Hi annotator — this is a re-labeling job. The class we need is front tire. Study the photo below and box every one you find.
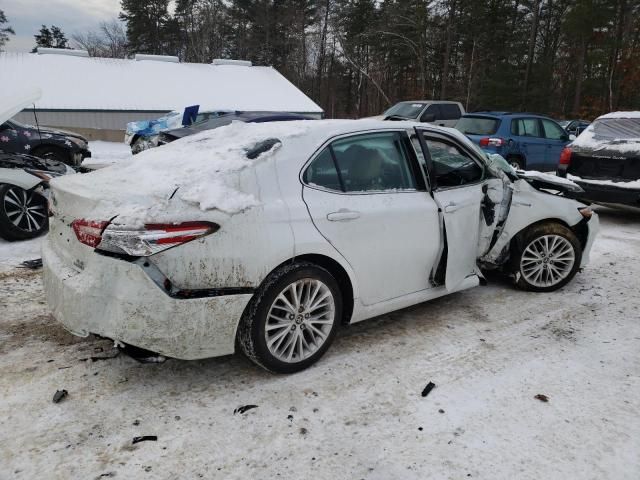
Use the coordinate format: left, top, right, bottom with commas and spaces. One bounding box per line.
237, 262, 342, 373
511, 223, 582, 292
0, 184, 49, 241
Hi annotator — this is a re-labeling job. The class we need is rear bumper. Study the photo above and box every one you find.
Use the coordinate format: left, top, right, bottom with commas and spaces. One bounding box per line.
42, 237, 252, 360
573, 181, 640, 207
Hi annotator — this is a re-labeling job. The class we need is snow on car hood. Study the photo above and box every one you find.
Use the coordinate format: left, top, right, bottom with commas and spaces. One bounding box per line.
52, 121, 315, 225
0, 87, 41, 125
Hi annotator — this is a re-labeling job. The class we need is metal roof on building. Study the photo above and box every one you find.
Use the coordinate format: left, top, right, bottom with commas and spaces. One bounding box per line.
0, 52, 323, 115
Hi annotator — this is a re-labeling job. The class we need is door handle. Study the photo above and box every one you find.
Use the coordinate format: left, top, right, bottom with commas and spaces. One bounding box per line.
444, 202, 461, 213
327, 209, 361, 221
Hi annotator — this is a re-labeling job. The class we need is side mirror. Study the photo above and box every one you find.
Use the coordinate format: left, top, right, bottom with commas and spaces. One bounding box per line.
569, 134, 577, 141
421, 113, 435, 123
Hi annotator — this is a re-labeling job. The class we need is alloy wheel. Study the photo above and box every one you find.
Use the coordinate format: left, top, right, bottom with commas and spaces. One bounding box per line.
520, 234, 576, 288
265, 278, 336, 363
3, 187, 47, 233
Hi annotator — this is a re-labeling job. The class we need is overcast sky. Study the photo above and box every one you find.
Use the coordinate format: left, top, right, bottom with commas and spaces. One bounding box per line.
1, 0, 122, 52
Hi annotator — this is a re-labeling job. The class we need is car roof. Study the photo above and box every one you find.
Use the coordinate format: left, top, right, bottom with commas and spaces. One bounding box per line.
464, 111, 553, 119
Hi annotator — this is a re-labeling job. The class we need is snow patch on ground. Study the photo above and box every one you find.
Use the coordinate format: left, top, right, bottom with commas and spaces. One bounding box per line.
0, 237, 42, 272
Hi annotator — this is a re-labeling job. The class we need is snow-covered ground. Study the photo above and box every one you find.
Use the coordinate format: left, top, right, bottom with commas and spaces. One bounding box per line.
1, 206, 639, 479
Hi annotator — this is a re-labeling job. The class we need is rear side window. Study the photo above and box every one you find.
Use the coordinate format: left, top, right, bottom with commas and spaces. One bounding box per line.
302, 148, 341, 191
421, 104, 441, 121
541, 119, 566, 140
332, 132, 417, 192
440, 104, 461, 120
512, 118, 541, 137
456, 116, 500, 135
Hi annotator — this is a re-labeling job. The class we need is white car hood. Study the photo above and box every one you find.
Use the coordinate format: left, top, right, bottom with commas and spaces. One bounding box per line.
0, 87, 42, 125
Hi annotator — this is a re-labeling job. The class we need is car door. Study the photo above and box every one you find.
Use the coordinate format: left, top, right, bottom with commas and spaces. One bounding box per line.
439, 104, 462, 128
541, 118, 569, 170
414, 128, 498, 291
511, 117, 547, 170
302, 130, 441, 306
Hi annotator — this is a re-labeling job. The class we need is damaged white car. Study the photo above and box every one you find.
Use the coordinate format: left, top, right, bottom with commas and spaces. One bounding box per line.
43, 120, 598, 372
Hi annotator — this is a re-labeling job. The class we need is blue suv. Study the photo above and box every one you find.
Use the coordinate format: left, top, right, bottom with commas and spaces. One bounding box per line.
455, 112, 571, 171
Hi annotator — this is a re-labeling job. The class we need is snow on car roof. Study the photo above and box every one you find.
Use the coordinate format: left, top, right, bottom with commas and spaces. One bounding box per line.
598, 111, 640, 119
52, 120, 403, 223
0, 53, 323, 114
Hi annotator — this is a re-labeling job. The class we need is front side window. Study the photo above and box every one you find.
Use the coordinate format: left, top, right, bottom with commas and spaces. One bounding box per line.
542, 119, 567, 140
426, 138, 483, 188
421, 104, 441, 122
511, 118, 542, 137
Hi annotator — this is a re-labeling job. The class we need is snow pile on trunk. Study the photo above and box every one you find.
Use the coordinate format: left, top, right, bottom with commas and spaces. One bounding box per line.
53, 121, 313, 221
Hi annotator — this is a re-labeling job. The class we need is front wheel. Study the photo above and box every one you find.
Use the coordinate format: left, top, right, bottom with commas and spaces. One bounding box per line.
0, 184, 49, 241
511, 223, 582, 292
237, 262, 342, 373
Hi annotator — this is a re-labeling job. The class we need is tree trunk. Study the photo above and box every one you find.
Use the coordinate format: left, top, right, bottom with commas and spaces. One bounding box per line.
522, 0, 541, 109
572, 35, 587, 116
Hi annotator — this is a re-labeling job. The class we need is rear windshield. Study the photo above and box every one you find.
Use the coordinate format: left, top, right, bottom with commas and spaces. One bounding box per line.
455, 116, 500, 136
383, 102, 425, 119
591, 118, 640, 141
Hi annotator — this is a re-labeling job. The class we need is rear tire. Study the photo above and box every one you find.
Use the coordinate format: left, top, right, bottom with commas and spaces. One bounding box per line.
237, 262, 342, 373
507, 156, 525, 170
511, 222, 582, 292
0, 184, 49, 241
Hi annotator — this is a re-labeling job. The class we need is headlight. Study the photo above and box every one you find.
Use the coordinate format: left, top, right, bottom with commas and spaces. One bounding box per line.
68, 137, 87, 149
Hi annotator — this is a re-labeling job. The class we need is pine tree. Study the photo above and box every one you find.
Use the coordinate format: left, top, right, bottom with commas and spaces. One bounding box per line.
32, 25, 69, 52
0, 9, 15, 52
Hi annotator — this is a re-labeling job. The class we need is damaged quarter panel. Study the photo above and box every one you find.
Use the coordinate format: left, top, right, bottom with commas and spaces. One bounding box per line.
151, 158, 295, 290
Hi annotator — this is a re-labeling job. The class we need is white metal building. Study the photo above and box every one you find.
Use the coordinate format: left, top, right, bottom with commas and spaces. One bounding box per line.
0, 50, 324, 141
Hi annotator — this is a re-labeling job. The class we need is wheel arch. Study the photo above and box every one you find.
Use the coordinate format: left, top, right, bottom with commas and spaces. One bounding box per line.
509, 217, 585, 257
505, 152, 526, 168
269, 253, 355, 326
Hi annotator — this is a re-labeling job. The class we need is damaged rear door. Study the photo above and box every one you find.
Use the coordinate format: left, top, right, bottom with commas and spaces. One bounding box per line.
414, 128, 506, 290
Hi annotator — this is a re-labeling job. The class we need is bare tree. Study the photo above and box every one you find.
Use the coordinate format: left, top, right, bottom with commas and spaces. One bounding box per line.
72, 20, 127, 58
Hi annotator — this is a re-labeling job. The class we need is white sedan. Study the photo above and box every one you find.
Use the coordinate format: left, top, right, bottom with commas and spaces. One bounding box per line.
43, 120, 598, 372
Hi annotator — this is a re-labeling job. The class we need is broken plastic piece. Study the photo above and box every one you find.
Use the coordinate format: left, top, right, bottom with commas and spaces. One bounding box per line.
534, 394, 549, 403
234, 405, 258, 415
52, 389, 68, 403
132, 436, 157, 444
19, 258, 43, 269
421, 382, 436, 397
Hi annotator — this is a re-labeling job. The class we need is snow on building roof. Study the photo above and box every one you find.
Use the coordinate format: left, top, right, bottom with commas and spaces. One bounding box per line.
0, 52, 323, 114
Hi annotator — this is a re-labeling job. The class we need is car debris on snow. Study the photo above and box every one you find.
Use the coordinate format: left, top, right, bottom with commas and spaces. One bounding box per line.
233, 405, 258, 415
421, 382, 436, 398
132, 436, 157, 444
535, 394, 550, 403
18, 258, 43, 269
52, 389, 68, 403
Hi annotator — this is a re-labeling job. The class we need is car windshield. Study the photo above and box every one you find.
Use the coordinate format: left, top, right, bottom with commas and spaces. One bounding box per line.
383, 102, 425, 119
455, 116, 500, 135
591, 118, 640, 142
191, 116, 235, 131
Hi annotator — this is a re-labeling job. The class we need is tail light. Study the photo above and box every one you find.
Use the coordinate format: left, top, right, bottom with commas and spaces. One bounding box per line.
479, 137, 505, 147
71, 219, 110, 248
72, 220, 218, 256
559, 147, 572, 166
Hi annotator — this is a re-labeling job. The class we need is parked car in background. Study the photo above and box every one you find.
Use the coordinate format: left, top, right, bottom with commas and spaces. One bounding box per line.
558, 119, 591, 137
557, 112, 640, 207
372, 100, 465, 127
0, 118, 90, 168
43, 119, 597, 373
456, 112, 572, 171
125, 108, 231, 154
158, 112, 314, 145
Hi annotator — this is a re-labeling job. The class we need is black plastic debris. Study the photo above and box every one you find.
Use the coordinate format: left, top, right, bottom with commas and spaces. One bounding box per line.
534, 394, 549, 403
52, 389, 68, 403
132, 436, 157, 444
234, 405, 258, 415
421, 382, 436, 398
19, 258, 43, 269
